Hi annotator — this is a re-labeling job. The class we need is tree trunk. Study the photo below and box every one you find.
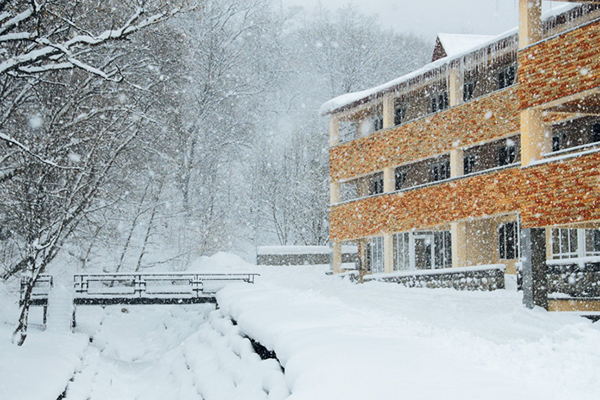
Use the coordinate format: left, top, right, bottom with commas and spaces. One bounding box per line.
12, 259, 36, 346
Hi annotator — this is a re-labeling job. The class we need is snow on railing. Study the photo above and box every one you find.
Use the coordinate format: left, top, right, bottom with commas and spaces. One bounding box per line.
19, 273, 53, 305
73, 272, 258, 301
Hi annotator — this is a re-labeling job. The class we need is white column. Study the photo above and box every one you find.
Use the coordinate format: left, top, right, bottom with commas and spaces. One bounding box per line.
519, 0, 542, 49
383, 166, 395, 193
332, 242, 342, 274
384, 233, 394, 273
450, 148, 464, 178
330, 115, 340, 146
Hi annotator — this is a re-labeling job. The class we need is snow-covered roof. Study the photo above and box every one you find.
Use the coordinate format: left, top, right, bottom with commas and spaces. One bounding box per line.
320, 3, 581, 116
436, 33, 495, 58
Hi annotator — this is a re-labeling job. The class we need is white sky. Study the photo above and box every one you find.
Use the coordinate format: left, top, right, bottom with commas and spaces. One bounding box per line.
279, 1, 573, 40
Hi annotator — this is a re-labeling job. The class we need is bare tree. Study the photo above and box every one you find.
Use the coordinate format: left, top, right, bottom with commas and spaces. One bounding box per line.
0, 0, 195, 346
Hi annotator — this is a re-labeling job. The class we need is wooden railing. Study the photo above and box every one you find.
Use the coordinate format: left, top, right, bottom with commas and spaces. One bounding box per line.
71, 272, 258, 327
19, 274, 53, 306
73, 272, 258, 305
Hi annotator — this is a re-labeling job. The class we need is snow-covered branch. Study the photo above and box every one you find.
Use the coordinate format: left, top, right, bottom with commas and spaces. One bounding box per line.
0, 132, 81, 170
0, 2, 190, 78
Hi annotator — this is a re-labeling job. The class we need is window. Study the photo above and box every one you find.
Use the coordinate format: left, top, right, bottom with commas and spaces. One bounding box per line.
498, 142, 516, 166
394, 103, 407, 126
592, 123, 600, 144
552, 228, 600, 259
433, 231, 452, 269
368, 237, 385, 273
498, 64, 516, 89
552, 131, 566, 152
395, 168, 407, 191
373, 115, 384, 132
552, 228, 579, 259
585, 229, 600, 256
463, 79, 477, 102
393, 232, 410, 271
339, 121, 356, 143
430, 91, 449, 113
369, 173, 384, 195
464, 154, 477, 175
498, 221, 520, 260
430, 159, 450, 182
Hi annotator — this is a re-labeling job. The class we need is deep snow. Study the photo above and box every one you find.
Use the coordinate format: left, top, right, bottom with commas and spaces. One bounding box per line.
2, 252, 600, 400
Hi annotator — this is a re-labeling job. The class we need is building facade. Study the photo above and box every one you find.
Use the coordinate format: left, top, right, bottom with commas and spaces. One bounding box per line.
324, 1, 600, 312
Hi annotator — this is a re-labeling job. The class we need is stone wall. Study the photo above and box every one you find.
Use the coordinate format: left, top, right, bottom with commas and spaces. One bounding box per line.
519, 18, 600, 110
547, 261, 600, 298
365, 265, 505, 291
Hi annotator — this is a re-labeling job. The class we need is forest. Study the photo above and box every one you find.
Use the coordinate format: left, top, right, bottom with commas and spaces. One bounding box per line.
1, 1, 430, 341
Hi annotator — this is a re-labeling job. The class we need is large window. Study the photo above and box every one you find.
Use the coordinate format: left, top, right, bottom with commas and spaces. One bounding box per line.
368, 237, 385, 273
392, 231, 451, 271
552, 228, 600, 259
498, 64, 516, 89
498, 221, 520, 260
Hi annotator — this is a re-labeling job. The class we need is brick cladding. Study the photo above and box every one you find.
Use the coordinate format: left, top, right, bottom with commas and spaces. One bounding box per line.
520, 151, 600, 228
330, 151, 600, 241
330, 88, 519, 182
330, 168, 523, 241
519, 19, 600, 110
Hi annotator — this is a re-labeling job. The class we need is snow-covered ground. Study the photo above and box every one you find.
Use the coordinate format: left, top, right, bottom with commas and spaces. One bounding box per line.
2, 252, 600, 400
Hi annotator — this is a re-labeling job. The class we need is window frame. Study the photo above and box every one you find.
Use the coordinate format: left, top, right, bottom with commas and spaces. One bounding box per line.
430, 159, 450, 182
430, 91, 449, 113
498, 64, 517, 90
498, 220, 520, 260
463, 79, 477, 102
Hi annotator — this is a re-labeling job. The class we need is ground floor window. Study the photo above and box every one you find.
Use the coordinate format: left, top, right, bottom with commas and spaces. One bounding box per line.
392, 231, 451, 271
368, 236, 384, 273
552, 228, 600, 259
393, 232, 410, 271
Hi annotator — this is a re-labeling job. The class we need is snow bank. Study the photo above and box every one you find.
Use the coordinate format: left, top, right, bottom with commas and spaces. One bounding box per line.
217, 271, 600, 400
0, 327, 88, 400
188, 251, 257, 273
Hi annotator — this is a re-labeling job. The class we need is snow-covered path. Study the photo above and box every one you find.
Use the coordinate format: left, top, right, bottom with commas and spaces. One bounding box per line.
2, 252, 600, 400
205, 255, 600, 400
